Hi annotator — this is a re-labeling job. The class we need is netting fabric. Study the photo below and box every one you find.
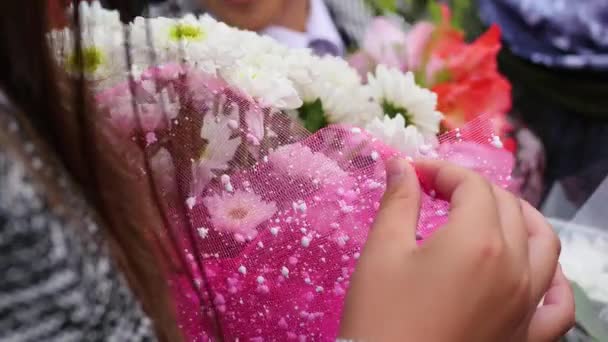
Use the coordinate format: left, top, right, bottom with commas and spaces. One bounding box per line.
50, 5, 514, 340
94, 64, 513, 341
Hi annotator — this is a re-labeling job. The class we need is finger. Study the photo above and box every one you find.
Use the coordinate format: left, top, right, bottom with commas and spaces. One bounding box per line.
527, 265, 575, 342
522, 200, 561, 301
415, 160, 500, 241
369, 158, 421, 250
492, 186, 528, 265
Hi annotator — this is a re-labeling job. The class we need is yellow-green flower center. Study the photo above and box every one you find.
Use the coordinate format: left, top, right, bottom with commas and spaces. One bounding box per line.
66, 47, 105, 74
169, 24, 205, 41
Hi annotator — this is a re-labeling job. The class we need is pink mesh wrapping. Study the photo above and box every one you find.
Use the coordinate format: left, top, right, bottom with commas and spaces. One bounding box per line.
96, 64, 514, 341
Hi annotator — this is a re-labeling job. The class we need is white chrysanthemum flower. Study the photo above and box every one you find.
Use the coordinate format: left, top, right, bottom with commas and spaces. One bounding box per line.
365, 115, 436, 157
194, 17, 247, 72
367, 65, 443, 137
224, 65, 302, 110
49, 3, 126, 88
51, 26, 127, 88
190, 98, 242, 196
216, 32, 302, 109
71, 0, 122, 29
558, 228, 608, 303
283, 48, 316, 90
296, 56, 381, 126
130, 15, 206, 66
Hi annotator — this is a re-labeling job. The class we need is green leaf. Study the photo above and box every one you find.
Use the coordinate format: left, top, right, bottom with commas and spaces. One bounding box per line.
298, 99, 328, 132
382, 100, 414, 126
430, 69, 452, 86
451, 0, 471, 31
427, 0, 443, 24
365, 0, 398, 14
571, 281, 608, 342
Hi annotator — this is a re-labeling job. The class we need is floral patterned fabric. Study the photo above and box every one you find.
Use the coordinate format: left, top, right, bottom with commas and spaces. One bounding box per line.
478, 0, 608, 70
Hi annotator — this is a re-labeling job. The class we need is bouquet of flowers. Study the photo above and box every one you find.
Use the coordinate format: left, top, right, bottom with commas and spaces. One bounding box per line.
49, 2, 514, 340
350, 2, 514, 151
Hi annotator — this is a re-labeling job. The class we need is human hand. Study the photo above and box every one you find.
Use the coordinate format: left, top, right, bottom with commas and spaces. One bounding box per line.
340, 159, 574, 342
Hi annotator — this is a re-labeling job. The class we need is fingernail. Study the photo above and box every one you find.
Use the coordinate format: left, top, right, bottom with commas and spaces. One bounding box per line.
386, 158, 407, 188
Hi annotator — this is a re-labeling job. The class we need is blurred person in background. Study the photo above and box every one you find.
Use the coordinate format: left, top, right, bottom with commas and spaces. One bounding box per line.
148, 0, 373, 56
478, 0, 608, 210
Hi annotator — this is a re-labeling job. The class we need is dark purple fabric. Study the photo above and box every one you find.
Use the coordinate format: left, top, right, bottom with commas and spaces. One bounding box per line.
308, 38, 341, 57
478, 0, 608, 70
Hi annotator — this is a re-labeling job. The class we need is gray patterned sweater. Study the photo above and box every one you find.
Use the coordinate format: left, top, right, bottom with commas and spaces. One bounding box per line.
0, 99, 155, 341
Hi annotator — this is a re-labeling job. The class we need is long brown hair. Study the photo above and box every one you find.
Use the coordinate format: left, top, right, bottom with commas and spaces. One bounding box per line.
0, 1, 180, 340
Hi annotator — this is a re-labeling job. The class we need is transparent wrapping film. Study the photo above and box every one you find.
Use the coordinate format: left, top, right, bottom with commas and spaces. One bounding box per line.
94, 65, 512, 341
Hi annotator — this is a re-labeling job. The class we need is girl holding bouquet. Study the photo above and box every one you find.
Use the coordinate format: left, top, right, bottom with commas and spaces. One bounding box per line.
0, 0, 573, 341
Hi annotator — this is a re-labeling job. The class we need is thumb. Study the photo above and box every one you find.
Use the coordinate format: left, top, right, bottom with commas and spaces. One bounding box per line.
368, 158, 422, 250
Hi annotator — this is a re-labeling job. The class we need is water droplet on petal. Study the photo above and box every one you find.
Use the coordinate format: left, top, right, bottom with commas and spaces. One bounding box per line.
238, 265, 247, 275
186, 197, 196, 209
492, 135, 503, 149
197, 227, 209, 239
301, 236, 312, 248
227, 119, 239, 130
281, 266, 290, 278
435, 209, 447, 216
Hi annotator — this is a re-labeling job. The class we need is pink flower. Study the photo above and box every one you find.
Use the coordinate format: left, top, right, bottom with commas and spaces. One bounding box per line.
267, 143, 350, 187
405, 22, 435, 70
352, 17, 434, 75
362, 17, 408, 71
203, 190, 277, 241
348, 51, 376, 81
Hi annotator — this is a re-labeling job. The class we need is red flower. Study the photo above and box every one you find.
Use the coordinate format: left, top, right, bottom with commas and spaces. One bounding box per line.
427, 5, 466, 59
422, 5, 512, 142
444, 25, 502, 82
433, 74, 511, 130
